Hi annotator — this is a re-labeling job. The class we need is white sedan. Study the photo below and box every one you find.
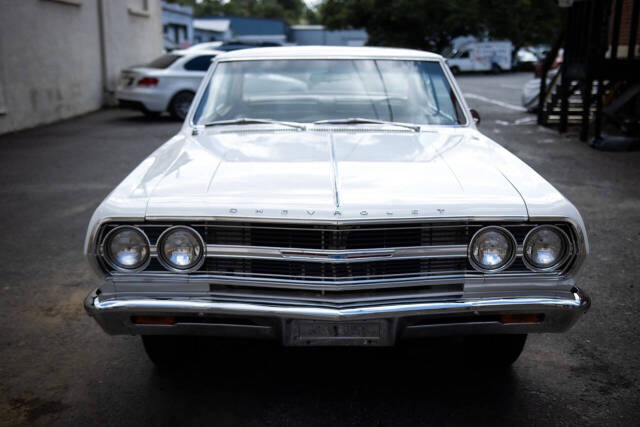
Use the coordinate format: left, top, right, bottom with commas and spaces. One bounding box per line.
116, 48, 222, 120
85, 46, 590, 367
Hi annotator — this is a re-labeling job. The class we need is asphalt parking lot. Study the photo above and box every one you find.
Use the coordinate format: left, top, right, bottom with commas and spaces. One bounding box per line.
1, 72, 639, 426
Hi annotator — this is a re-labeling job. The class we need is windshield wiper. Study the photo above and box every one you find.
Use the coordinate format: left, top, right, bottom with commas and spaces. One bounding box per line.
201, 118, 306, 130
312, 118, 420, 132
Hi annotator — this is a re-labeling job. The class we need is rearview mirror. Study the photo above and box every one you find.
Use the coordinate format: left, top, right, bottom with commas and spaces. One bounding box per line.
470, 109, 481, 125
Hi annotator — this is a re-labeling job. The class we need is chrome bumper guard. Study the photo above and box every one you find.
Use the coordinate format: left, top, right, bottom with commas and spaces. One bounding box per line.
84, 287, 590, 343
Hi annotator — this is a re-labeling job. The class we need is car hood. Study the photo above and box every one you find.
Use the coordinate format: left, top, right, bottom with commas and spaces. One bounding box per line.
125, 127, 530, 221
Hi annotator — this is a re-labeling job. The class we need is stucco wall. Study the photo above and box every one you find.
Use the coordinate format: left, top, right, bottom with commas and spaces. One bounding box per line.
101, 0, 164, 101
0, 0, 163, 134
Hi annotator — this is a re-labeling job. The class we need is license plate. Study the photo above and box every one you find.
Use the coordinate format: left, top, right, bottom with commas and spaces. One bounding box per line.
285, 319, 392, 346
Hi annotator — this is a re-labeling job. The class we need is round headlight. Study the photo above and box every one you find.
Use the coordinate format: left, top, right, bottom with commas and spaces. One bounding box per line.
469, 226, 516, 272
523, 225, 569, 271
103, 226, 150, 271
157, 226, 205, 272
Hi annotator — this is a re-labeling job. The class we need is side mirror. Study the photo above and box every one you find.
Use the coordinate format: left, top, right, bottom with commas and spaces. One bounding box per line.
470, 109, 481, 125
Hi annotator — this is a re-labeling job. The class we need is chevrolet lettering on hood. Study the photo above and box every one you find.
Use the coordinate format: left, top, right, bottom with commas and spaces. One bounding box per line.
83, 46, 590, 367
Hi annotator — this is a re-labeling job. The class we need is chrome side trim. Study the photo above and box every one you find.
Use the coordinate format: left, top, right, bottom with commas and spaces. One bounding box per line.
142, 215, 529, 225
200, 244, 468, 263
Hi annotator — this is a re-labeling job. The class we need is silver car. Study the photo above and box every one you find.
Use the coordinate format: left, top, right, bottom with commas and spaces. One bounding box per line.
116, 49, 222, 120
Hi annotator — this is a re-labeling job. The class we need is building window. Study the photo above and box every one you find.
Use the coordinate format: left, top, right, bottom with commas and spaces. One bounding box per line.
128, 0, 150, 17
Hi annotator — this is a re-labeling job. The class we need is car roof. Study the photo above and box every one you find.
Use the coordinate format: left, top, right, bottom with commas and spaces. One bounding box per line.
171, 48, 224, 56
216, 46, 443, 61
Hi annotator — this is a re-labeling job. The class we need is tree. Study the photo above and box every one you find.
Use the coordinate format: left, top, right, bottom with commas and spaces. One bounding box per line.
165, 0, 312, 24
480, 0, 562, 52
319, 0, 562, 53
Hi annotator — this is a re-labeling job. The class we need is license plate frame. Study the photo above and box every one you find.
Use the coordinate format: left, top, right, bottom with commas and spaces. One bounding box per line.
284, 319, 393, 346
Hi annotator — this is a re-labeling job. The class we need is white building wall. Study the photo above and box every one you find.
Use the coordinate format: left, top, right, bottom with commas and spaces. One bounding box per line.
0, 0, 163, 134
101, 0, 164, 102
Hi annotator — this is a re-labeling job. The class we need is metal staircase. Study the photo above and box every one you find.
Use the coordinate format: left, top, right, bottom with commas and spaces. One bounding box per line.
537, 0, 639, 148
539, 74, 598, 126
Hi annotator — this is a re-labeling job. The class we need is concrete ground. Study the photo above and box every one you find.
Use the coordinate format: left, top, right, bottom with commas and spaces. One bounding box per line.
0, 72, 638, 426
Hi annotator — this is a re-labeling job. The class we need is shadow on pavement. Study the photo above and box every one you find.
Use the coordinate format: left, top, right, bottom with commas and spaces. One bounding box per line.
137, 338, 524, 425
108, 111, 180, 124
147, 337, 519, 392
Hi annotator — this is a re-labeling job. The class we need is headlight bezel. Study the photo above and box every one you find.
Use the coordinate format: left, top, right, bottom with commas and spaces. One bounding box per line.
102, 225, 151, 273
522, 224, 572, 272
468, 226, 517, 273
156, 225, 206, 273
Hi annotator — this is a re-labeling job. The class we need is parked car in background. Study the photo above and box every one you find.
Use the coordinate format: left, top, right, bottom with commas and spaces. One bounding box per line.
116, 48, 222, 120
180, 41, 223, 52
531, 44, 551, 61
514, 47, 539, 70
446, 41, 513, 73
86, 46, 590, 367
535, 48, 564, 78
215, 40, 286, 51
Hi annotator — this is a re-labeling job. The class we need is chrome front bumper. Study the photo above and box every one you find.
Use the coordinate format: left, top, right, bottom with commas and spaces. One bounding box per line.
84, 287, 590, 344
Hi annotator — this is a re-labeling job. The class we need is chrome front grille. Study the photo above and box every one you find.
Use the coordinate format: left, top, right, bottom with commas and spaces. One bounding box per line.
200, 222, 474, 249
201, 257, 470, 282
206, 282, 465, 309
99, 221, 575, 287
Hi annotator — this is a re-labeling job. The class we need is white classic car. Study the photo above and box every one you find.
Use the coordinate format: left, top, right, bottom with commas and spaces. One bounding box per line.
85, 46, 590, 367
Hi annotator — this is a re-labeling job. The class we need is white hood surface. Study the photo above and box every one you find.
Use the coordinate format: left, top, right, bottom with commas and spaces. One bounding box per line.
92, 126, 579, 223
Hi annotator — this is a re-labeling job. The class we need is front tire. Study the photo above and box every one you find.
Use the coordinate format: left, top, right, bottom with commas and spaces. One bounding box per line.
168, 91, 195, 121
463, 334, 527, 367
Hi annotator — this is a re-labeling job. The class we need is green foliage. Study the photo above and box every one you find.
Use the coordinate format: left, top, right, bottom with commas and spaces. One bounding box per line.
165, 0, 311, 24
480, 0, 563, 51
319, 0, 562, 52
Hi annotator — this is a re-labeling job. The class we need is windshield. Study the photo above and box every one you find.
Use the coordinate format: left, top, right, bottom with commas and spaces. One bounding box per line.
193, 59, 467, 126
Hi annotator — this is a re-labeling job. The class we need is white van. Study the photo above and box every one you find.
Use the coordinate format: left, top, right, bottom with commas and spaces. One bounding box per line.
446, 41, 513, 73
